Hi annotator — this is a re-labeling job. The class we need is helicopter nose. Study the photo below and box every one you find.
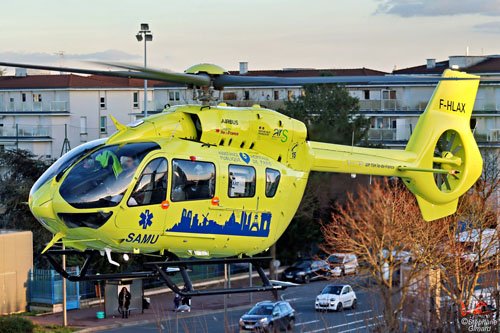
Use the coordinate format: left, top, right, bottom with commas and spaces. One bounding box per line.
30, 190, 56, 222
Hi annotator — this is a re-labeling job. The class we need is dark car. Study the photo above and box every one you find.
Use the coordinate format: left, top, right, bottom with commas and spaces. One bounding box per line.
239, 301, 295, 332
281, 259, 330, 283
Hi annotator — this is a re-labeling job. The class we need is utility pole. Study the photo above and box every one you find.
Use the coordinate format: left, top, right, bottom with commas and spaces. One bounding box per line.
62, 244, 67, 327
136, 24, 153, 118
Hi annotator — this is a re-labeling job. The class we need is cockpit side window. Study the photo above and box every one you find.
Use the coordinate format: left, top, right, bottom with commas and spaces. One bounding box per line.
171, 159, 215, 202
128, 158, 168, 207
265, 168, 281, 198
60, 142, 160, 209
228, 165, 256, 198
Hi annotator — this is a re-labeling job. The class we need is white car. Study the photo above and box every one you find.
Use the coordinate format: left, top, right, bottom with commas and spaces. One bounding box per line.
327, 254, 359, 276
315, 284, 357, 311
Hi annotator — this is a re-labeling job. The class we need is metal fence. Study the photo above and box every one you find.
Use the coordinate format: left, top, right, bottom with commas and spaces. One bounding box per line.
76, 263, 250, 300
30, 268, 80, 309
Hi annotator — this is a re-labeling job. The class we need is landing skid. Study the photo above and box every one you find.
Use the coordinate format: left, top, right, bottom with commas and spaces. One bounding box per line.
44, 250, 291, 297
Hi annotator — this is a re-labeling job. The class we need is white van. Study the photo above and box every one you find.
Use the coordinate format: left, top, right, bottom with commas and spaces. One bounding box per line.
327, 254, 359, 277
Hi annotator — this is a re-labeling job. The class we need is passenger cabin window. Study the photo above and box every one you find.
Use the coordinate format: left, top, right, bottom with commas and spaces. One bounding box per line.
228, 165, 255, 198
171, 159, 215, 201
128, 158, 168, 206
265, 168, 280, 197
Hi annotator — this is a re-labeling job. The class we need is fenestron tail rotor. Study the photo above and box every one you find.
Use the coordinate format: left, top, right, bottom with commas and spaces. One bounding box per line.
433, 130, 464, 192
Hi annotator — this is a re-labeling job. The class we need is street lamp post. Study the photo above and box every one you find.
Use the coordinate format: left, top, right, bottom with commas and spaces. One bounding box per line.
136, 23, 153, 118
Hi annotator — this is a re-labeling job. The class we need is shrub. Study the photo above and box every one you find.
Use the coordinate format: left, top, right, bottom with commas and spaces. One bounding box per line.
0, 316, 34, 333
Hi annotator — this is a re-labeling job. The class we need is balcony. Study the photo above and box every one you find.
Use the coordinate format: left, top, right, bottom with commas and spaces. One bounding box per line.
359, 100, 407, 111
0, 125, 51, 137
0, 101, 68, 112
368, 128, 397, 141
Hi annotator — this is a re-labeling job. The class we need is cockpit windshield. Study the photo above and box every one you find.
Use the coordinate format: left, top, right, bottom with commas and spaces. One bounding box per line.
60, 142, 160, 209
30, 138, 107, 197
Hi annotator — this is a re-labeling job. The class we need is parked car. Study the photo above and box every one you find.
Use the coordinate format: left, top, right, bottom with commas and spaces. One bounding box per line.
315, 284, 357, 311
239, 300, 295, 332
280, 259, 330, 283
327, 254, 359, 276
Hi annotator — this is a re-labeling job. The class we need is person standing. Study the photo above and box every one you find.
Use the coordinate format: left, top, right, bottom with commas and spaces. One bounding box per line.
118, 287, 131, 318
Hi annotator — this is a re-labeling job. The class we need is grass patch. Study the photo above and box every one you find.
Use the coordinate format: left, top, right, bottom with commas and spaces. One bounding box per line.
11, 310, 48, 316
34, 324, 80, 333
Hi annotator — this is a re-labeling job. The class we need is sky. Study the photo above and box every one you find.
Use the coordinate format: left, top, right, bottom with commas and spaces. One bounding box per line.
1, 0, 500, 74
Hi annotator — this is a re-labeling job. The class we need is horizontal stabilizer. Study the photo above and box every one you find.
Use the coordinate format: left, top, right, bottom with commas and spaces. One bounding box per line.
415, 195, 458, 221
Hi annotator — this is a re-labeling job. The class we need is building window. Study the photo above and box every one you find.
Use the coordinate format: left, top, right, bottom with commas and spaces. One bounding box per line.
244, 90, 250, 100
265, 168, 280, 198
382, 90, 397, 100
287, 91, 293, 101
22, 93, 26, 102
364, 90, 370, 100
100, 96, 106, 109
80, 117, 87, 134
100, 116, 107, 133
33, 93, 42, 102
168, 91, 180, 101
228, 165, 256, 198
133, 92, 139, 108
171, 159, 215, 201
223, 92, 237, 100
273, 91, 280, 100
128, 158, 168, 207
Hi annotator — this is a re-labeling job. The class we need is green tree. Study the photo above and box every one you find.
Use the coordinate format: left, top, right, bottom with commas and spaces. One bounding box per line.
276, 84, 371, 262
281, 84, 370, 144
0, 149, 53, 267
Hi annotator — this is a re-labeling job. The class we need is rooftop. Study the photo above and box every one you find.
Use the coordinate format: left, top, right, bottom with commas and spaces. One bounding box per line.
393, 55, 500, 75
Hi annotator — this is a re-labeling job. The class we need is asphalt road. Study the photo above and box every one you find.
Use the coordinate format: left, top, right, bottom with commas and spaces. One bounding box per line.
102, 274, 383, 333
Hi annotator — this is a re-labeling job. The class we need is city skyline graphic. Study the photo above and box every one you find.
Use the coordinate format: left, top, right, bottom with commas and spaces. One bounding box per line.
166, 209, 272, 237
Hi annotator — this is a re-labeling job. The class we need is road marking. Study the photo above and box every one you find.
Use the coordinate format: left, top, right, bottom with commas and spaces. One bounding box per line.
304, 315, 383, 333
296, 320, 320, 326
283, 297, 303, 302
338, 323, 377, 333
346, 309, 372, 317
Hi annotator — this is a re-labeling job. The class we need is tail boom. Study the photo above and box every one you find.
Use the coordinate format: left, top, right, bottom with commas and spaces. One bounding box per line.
308, 70, 482, 221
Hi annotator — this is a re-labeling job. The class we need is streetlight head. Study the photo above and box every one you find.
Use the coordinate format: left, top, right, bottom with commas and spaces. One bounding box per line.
141, 23, 149, 31
145, 34, 153, 42
136, 33, 143, 42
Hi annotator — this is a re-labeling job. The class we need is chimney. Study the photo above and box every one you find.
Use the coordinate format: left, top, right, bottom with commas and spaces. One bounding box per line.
426, 59, 436, 69
15, 68, 27, 77
239, 62, 248, 75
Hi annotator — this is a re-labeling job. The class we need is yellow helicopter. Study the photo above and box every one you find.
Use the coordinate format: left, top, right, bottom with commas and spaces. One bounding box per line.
0, 61, 483, 295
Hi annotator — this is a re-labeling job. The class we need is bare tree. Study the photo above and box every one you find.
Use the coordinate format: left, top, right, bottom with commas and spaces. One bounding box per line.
321, 179, 448, 331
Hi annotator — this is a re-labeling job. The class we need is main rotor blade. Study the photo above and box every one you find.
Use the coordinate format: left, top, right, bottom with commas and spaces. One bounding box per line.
213, 74, 478, 88
0, 61, 211, 87
93, 61, 211, 86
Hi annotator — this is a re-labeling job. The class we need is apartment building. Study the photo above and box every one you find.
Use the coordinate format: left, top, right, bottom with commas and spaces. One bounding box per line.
0, 70, 185, 157
2, 56, 500, 158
